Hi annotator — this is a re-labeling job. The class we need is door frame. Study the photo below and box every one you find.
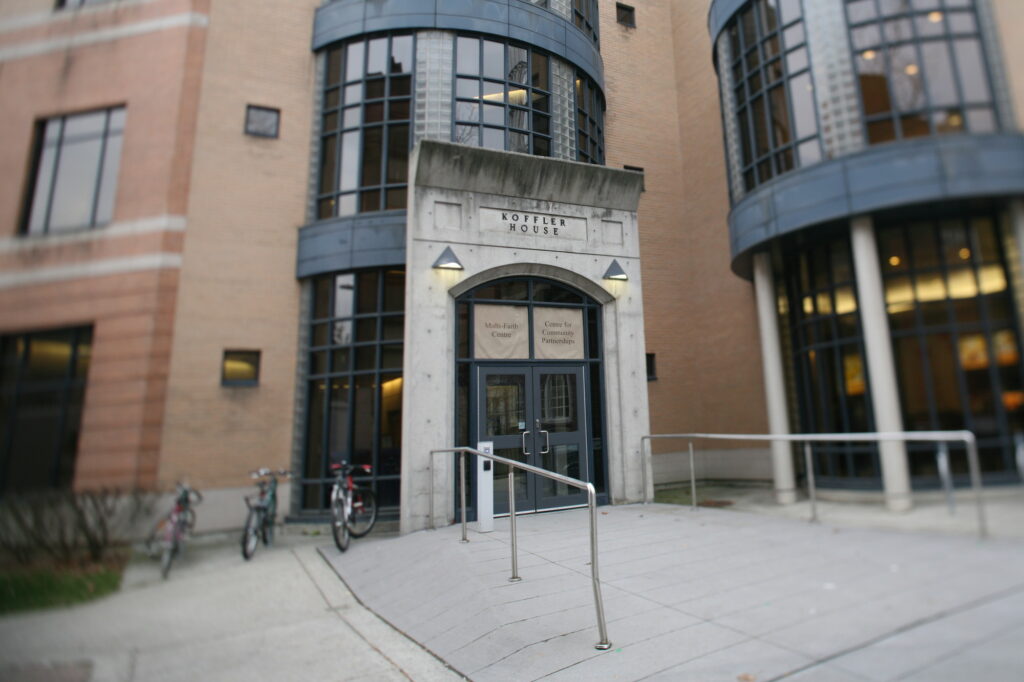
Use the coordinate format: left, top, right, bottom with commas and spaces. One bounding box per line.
476, 363, 590, 514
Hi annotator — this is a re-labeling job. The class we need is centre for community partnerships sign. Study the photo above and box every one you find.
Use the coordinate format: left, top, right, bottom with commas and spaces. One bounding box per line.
479, 207, 586, 241
473, 305, 584, 360
534, 307, 584, 360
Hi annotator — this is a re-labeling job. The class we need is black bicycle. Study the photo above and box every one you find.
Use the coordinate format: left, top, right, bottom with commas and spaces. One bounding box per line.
241, 468, 290, 560
330, 462, 378, 552
145, 482, 202, 579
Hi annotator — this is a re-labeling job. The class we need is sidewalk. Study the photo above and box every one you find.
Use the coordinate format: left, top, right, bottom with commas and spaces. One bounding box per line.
2, 494, 1023, 681
0, 530, 463, 682
322, 501, 1024, 681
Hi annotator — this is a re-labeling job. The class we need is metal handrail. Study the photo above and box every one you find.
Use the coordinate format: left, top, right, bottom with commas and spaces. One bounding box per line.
428, 447, 612, 651
641, 431, 988, 539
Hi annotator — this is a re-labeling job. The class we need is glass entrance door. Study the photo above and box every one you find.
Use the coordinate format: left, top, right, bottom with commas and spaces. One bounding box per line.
478, 365, 588, 514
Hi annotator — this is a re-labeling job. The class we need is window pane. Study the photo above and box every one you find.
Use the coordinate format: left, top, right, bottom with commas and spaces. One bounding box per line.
953, 39, 991, 103
27, 141, 57, 235
391, 35, 413, 73
790, 72, 818, 140
340, 131, 360, 192
386, 125, 408, 183
345, 41, 364, 81
94, 132, 121, 225
768, 84, 792, 146
483, 40, 504, 79
361, 127, 383, 186
49, 136, 103, 231
457, 37, 479, 75
367, 37, 387, 76
920, 41, 957, 107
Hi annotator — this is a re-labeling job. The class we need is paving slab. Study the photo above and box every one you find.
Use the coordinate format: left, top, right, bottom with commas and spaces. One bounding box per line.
321, 502, 1024, 681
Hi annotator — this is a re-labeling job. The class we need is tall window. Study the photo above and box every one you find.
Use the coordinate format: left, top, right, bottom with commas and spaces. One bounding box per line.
572, 0, 600, 43
318, 34, 414, 219
846, 0, 999, 144
22, 107, 125, 236
878, 210, 1023, 481
575, 72, 606, 164
721, 0, 816, 193
0, 327, 92, 493
778, 232, 880, 487
453, 36, 554, 157
304, 269, 404, 514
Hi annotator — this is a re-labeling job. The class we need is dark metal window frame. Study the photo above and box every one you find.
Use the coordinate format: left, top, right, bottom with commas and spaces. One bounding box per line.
844, 0, 1000, 145
453, 277, 608, 500
0, 326, 92, 493
21, 106, 125, 236
572, 0, 601, 44
877, 207, 1024, 484
221, 349, 261, 387
723, 0, 817, 193
575, 70, 606, 164
244, 105, 280, 139
452, 35, 555, 158
777, 230, 882, 488
616, 3, 636, 27
302, 268, 405, 515
317, 33, 416, 220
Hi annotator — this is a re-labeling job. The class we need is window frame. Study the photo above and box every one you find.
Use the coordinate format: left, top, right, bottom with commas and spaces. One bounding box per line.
20, 106, 126, 237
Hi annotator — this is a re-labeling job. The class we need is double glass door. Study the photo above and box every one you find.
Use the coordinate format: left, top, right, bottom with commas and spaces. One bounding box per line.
478, 365, 588, 514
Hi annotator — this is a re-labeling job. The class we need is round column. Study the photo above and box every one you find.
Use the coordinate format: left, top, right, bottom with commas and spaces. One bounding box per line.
753, 252, 797, 504
850, 215, 912, 512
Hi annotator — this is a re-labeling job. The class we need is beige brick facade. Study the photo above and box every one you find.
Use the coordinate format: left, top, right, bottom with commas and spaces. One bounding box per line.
600, 0, 768, 454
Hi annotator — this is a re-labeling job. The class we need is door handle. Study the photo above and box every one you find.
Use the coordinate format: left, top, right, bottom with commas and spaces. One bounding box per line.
535, 419, 549, 454
521, 430, 531, 455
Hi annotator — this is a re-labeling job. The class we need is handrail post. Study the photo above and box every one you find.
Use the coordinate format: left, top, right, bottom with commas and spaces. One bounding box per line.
689, 441, 697, 512
936, 442, 955, 515
588, 485, 611, 650
964, 437, 988, 539
428, 452, 435, 530
641, 436, 650, 504
508, 471, 521, 582
460, 451, 468, 543
804, 442, 818, 523
1015, 432, 1024, 482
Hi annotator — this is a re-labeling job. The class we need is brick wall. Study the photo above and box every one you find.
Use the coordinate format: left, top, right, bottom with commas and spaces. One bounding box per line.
600, 0, 769, 454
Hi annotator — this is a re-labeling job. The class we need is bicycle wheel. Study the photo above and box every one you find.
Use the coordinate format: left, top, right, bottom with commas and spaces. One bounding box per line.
331, 490, 350, 552
160, 540, 176, 579
241, 509, 261, 560
346, 487, 377, 538
144, 518, 170, 558
262, 509, 274, 546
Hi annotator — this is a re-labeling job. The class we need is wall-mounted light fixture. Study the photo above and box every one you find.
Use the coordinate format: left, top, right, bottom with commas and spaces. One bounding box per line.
432, 246, 464, 270
603, 259, 628, 281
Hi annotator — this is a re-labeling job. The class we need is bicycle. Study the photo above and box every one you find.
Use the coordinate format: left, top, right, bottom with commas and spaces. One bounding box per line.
241, 468, 290, 560
145, 482, 202, 579
329, 461, 378, 552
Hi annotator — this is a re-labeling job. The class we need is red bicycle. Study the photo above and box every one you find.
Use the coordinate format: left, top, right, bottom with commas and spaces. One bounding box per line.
145, 482, 202, 579
329, 462, 377, 552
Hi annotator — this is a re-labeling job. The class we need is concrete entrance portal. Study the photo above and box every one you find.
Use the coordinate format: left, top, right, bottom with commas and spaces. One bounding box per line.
400, 141, 650, 533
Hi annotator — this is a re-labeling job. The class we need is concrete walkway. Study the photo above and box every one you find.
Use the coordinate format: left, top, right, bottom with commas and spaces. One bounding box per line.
3, 494, 1024, 681
0, 531, 462, 682
323, 502, 1024, 681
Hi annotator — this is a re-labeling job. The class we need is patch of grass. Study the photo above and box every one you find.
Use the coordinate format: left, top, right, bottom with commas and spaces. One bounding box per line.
654, 486, 695, 506
0, 562, 123, 614
654, 487, 734, 508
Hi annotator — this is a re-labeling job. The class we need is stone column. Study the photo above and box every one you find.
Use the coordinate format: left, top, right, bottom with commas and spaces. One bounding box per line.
753, 252, 797, 504
850, 215, 912, 512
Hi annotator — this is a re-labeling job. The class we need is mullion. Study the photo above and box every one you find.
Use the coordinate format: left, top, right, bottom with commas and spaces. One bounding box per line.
42, 118, 66, 235
89, 110, 111, 229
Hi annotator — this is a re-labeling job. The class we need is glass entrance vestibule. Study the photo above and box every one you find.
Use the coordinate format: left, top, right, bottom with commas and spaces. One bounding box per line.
455, 277, 608, 515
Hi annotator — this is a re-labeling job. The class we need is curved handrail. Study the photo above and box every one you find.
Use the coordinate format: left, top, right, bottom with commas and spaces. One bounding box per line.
429, 447, 611, 651
640, 430, 988, 539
